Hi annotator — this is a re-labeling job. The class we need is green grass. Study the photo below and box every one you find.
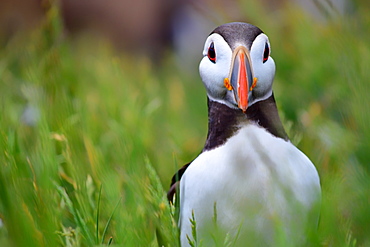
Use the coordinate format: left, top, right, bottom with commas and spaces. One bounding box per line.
0, 2, 369, 246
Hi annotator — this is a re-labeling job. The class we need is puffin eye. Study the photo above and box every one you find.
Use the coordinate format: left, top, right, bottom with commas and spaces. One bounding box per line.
263, 42, 269, 63
207, 42, 216, 63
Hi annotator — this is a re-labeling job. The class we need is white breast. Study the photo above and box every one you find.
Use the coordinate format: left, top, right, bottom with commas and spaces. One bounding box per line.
179, 124, 321, 246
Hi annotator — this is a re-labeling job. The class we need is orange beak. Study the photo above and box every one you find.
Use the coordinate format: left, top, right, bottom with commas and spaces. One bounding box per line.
228, 46, 255, 112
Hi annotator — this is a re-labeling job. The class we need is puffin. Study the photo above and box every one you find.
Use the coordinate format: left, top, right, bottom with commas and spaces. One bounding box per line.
168, 22, 321, 246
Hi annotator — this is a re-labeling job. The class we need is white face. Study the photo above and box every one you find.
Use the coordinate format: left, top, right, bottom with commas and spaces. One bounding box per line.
199, 32, 276, 110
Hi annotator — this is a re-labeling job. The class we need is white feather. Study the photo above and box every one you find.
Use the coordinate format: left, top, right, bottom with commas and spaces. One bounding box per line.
250, 34, 275, 102
179, 124, 321, 246
199, 33, 236, 108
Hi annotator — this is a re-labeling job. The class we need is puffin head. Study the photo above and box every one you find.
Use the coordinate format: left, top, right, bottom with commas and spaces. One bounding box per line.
199, 22, 275, 112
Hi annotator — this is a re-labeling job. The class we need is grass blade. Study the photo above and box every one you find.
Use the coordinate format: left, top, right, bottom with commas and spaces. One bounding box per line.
96, 184, 103, 244
101, 197, 122, 244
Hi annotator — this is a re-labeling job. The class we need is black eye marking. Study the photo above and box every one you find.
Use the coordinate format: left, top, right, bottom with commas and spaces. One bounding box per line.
208, 42, 216, 63
263, 42, 269, 63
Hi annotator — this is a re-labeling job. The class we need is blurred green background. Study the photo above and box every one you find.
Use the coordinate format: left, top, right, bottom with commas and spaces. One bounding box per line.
0, 0, 369, 246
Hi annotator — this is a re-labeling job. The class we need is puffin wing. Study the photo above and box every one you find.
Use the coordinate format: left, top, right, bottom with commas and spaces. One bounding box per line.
167, 162, 191, 202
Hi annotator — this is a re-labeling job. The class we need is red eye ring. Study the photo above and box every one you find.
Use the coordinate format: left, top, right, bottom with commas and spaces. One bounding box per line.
263, 42, 269, 63
208, 42, 216, 63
